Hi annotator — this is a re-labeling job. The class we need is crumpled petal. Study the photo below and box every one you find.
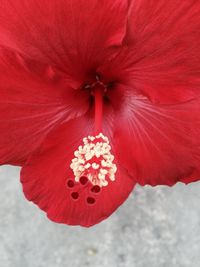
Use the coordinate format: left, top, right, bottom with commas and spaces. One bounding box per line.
0, 49, 89, 165
112, 85, 200, 186
0, 0, 128, 87
21, 113, 135, 227
99, 0, 200, 104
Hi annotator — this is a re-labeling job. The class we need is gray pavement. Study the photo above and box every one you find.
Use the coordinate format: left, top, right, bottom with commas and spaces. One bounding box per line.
0, 165, 200, 267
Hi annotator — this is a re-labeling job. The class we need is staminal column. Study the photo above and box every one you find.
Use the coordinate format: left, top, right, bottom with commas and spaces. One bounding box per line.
94, 85, 104, 135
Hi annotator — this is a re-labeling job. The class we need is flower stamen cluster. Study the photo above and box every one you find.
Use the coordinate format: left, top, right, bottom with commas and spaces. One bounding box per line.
70, 133, 117, 187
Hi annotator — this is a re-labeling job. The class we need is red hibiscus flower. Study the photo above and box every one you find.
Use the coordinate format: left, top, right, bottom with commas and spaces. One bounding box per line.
0, 0, 200, 227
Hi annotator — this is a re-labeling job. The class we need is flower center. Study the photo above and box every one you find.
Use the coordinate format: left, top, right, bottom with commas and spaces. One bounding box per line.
84, 74, 110, 96
70, 76, 117, 187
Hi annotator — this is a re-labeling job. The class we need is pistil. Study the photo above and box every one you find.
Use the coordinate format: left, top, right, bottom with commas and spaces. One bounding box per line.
70, 81, 117, 187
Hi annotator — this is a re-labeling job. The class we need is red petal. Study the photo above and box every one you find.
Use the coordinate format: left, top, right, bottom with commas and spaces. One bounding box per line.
113, 87, 200, 186
21, 115, 135, 227
0, 49, 88, 165
99, 0, 200, 104
0, 0, 128, 85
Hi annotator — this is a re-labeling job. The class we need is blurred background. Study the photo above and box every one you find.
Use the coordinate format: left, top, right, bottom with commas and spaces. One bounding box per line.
1, 165, 200, 267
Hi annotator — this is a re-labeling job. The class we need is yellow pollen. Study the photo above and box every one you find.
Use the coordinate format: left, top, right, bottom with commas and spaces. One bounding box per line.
70, 133, 117, 187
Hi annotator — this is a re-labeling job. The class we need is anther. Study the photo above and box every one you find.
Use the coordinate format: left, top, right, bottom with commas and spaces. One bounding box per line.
70, 133, 117, 187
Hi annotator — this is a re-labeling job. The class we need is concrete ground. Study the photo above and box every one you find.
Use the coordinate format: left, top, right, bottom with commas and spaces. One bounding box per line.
0, 165, 200, 267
